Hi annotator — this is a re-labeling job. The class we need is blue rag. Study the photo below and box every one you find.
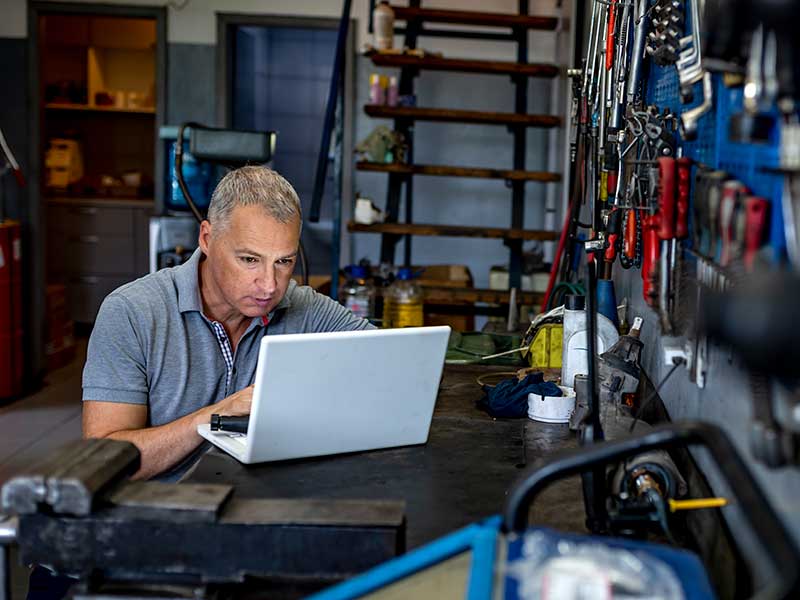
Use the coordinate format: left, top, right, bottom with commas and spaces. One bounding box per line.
478, 372, 562, 418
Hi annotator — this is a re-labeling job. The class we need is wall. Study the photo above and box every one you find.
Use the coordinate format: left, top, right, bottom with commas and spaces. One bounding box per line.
1, 0, 567, 286
614, 267, 800, 577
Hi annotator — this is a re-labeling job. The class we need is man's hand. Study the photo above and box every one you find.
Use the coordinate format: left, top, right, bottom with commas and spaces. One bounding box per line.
83, 384, 256, 480
215, 385, 254, 416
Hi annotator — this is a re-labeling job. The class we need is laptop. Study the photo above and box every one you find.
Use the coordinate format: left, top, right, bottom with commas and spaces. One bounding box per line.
197, 326, 451, 464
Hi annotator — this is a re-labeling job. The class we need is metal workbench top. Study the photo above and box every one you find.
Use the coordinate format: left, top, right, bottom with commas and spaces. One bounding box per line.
186, 365, 588, 549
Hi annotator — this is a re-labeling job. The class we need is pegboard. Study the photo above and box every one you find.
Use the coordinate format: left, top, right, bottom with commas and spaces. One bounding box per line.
643, 24, 787, 262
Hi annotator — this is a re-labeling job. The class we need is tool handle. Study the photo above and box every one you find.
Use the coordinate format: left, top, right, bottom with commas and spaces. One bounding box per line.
642, 213, 660, 305
604, 209, 623, 262
668, 497, 728, 512
744, 196, 769, 271
624, 209, 637, 259
210, 414, 249, 434
719, 182, 745, 267
606, 1, 616, 71
676, 157, 691, 239
607, 170, 618, 200
657, 157, 677, 240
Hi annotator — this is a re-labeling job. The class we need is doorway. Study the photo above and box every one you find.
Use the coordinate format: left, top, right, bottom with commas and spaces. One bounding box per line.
218, 14, 354, 279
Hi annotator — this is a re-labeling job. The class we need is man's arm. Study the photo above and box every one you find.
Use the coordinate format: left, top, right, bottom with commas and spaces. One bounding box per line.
83, 385, 252, 480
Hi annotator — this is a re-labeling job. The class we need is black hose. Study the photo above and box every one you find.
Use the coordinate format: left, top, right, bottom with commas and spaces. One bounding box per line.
298, 239, 309, 286
175, 122, 206, 225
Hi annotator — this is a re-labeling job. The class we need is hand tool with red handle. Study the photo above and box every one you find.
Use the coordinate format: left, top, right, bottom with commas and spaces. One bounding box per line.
676, 157, 692, 239
744, 196, 769, 271
603, 208, 623, 278
657, 157, 677, 240
719, 180, 748, 267
606, 0, 617, 71
657, 157, 677, 332
641, 213, 660, 306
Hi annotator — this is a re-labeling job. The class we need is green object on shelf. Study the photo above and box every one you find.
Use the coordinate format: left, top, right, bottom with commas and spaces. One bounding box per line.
445, 331, 525, 366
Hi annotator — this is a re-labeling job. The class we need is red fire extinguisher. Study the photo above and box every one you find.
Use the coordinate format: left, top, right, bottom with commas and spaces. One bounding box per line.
0, 126, 25, 398
0, 220, 23, 397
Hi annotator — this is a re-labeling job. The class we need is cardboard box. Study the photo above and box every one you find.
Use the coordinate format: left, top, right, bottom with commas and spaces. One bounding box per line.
416, 264, 474, 332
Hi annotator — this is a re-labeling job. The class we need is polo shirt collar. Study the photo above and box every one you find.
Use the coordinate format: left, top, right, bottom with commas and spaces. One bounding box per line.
176, 249, 204, 314
175, 248, 295, 323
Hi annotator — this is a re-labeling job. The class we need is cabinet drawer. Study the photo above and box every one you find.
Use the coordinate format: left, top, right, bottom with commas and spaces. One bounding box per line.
65, 235, 136, 275
50, 206, 134, 236
67, 275, 134, 323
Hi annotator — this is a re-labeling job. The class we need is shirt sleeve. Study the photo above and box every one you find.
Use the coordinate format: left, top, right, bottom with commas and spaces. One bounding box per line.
82, 293, 149, 405
306, 288, 377, 332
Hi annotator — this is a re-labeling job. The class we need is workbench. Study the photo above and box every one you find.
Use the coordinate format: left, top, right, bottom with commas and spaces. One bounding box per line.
186, 365, 588, 549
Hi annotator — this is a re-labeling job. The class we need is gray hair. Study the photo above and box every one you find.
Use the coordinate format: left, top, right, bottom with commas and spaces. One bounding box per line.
207, 166, 302, 233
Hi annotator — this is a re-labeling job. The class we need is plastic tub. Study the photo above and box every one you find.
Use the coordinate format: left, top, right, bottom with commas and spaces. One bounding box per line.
528, 385, 577, 424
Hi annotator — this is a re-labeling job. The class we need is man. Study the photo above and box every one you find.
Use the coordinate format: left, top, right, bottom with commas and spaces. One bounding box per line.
82, 166, 372, 480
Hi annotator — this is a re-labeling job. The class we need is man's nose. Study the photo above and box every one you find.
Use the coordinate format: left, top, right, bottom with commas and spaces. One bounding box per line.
255, 263, 278, 295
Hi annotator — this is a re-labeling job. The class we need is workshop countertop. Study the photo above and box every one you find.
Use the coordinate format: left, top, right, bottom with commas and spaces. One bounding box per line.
186, 365, 588, 549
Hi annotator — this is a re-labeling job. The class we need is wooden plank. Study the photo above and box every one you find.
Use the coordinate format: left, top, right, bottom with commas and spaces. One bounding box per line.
356, 161, 562, 183
45, 103, 155, 115
392, 6, 559, 30
368, 53, 559, 78
364, 105, 561, 128
347, 221, 559, 241
422, 286, 543, 305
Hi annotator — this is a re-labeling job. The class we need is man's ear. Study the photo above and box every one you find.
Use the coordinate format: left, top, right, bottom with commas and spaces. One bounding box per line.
198, 220, 213, 254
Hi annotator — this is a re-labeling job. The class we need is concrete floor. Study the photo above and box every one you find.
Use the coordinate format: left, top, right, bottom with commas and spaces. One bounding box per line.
1, 340, 86, 600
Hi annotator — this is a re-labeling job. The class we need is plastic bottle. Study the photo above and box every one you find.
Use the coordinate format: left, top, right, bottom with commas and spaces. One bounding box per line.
373, 1, 395, 50
560, 294, 620, 390
387, 76, 399, 107
369, 74, 385, 105
341, 265, 375, 320
385, 267, 424, 328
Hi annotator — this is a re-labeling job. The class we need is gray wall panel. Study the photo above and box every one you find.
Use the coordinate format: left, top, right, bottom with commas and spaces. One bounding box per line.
614, 266, 800, 570
167, 43, 216, 126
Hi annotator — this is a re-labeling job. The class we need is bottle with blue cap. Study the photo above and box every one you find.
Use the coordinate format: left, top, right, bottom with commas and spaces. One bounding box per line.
341, 264, 375, 320
383, 267, 424, 328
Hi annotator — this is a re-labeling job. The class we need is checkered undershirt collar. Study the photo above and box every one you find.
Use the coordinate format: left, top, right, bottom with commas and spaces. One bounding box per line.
210, 322, 234, 391
209, 316, 270, 392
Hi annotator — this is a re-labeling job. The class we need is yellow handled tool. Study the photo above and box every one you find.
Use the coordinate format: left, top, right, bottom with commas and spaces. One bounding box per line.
668, 498, 728, 512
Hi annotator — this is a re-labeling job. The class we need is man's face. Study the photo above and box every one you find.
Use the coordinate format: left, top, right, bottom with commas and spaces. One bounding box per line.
198, 204, 301, 319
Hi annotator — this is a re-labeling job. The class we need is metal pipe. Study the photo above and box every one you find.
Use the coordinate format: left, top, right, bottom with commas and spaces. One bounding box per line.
626, 0, 650, 105
0, 517, 17, 600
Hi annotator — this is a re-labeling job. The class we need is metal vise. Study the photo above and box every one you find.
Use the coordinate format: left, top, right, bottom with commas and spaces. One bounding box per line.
0, 439, 405, 599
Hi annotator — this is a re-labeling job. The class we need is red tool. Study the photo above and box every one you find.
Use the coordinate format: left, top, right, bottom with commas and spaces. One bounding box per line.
676, 157, 691, 239
604, 208, 623, 263
657, 157, 677, 240
0, 220, 23, 398
642, 214, 660, 306
606, 1, 617, 71
744, 196, 769, 271
624, 210, 637, 260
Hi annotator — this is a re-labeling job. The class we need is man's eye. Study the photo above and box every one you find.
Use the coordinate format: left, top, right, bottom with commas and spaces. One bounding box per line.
240, 256, 258, 265
277, 257, 295, 266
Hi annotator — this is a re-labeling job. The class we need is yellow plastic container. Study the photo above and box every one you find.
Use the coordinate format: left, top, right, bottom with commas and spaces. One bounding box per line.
383, 268, 423, 328
528, 323, 562, 368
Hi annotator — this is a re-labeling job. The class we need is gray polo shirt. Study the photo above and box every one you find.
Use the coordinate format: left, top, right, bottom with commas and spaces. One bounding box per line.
83, 249, 372, 478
